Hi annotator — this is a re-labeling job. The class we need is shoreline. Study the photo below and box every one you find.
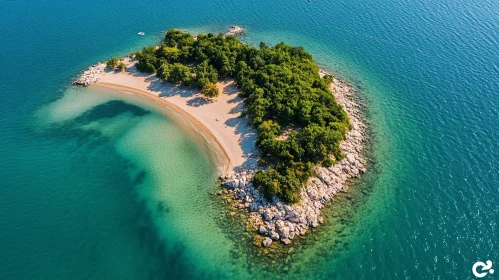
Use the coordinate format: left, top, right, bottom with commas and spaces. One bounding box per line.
73, 30, 368, 246
222, 70, 368, 246
76, 54, 259, 179
90, 82, 232, 176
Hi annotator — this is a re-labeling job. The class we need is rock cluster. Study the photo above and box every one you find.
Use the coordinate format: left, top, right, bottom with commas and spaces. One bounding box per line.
224, 26, 244, 37
222, 72, 368, 247
73, 64, 103, 86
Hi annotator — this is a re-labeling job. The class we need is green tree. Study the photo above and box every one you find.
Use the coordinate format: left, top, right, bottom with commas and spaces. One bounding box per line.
156, 63, 173, 80
201, 82, 219, 98
157, 44, 181, 63
118, 62, 126, 72
106, 57, 120, 69
167, 63, 193, 86
194, 60, 218, 88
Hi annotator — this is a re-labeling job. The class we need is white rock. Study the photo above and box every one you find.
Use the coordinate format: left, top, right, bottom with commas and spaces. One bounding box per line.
269, 231, 280, 240
262, 237, 272, 247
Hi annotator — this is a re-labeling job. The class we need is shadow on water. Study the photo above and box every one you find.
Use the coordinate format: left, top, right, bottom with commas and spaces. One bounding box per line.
73, 100, 150, 122
38, 99, 224, 280
38, 84, 382, 279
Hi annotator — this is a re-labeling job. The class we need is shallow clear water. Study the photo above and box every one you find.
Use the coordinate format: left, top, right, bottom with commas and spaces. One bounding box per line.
0, 0, 498, 279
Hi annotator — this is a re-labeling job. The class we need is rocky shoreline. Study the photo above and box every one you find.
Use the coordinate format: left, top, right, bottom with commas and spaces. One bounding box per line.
71, 26, 368, 248
221, 71, 367, 247
224, 26, 244, 37
72, 64, 102, 86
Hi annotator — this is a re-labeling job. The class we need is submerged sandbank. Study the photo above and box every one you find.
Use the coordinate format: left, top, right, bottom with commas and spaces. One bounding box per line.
84, 57, 258, 177
92, 82, 232, 176
73, 31, 367, 246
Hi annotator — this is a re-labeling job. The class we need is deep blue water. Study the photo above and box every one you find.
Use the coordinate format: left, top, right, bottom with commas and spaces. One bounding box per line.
0, 0, 498, 279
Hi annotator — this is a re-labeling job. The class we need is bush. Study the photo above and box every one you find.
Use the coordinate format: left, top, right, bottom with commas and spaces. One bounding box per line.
106, 57, 120, 69
322, 158, 334, 167
156, 63, 172, 80
201, 82, 219, 98
118, 62, 126, 72
134, 46, 159, 73
195, 60, 218, 88
168, 63, 193, 86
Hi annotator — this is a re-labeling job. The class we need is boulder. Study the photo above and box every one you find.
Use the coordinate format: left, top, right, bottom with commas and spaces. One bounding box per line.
269, 231, 280, 240
223, 180, 236, 189
265, 222, 275, 233
274, 212, 282, 220
263, 210, 274, 222
258, 225, 268, 235
236, 189, 245, 199
280, 226, 290, 239
275, 220, 285, 231
281, 238, 291, 245
262, 237, 272, 247
307, 214, 319, 228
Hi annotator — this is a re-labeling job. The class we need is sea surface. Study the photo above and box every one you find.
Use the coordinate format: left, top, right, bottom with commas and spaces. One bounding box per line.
0, 0, 497, 279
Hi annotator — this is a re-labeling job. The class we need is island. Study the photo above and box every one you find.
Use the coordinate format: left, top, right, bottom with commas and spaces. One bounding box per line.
73, 27, 367, 247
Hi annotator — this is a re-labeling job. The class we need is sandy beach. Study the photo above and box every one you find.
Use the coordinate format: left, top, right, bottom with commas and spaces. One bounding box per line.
85, 58, 258, 177
76, 55, 368, 246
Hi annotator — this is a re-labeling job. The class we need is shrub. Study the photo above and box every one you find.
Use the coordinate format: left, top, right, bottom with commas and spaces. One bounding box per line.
168, 63, 193, 86
106, 57, 120, 69
118, 62, 126, 72
201, 82, 219, 98
322, 158, 334, 167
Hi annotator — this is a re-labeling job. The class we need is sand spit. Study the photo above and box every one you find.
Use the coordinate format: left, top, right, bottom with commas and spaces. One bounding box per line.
72, 28, 367, 247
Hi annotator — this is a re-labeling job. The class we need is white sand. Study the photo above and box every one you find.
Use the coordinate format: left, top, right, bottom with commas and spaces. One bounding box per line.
88, 59, 257, 176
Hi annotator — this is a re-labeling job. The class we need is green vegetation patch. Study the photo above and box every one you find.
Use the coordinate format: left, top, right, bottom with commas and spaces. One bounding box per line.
132, 29, 350, 203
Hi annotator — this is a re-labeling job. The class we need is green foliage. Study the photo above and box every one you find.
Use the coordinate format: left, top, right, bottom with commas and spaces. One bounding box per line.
201, 82, 219, 98
195, 60, 218, 88
132, 29, 350, 202
157, 44, 181, 63
134, 46, 158, 73
167, 63, 193, 86
323, 73, 334, 85
156, 62, 173, 80
322, 158, 334, 167
106, 57, 120, 69
118, 62, 126, 72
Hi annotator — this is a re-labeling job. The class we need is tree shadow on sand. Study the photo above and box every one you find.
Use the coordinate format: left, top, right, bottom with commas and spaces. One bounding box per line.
125, 71, 260, 172
228, 98, 245, 114
222, 80, 240, 96
143, 77, 198, 99
186, 96, 213, 107
225, 115, 259, 171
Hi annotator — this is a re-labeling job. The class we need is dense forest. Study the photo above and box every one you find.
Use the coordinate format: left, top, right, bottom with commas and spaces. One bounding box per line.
126, 29, 350, 203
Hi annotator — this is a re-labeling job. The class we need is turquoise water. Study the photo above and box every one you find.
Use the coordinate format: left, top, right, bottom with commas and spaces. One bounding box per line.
1, 0, 497, 279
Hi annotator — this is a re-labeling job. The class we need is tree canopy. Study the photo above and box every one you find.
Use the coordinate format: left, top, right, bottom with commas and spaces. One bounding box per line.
201, 82, 219, 98
106, 57, 121, 70
131, 29, 350, 203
